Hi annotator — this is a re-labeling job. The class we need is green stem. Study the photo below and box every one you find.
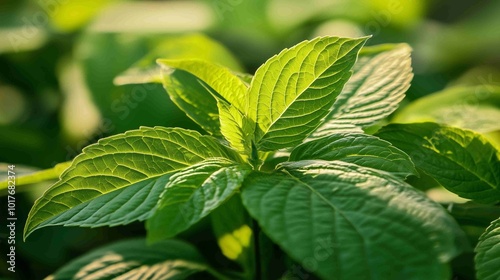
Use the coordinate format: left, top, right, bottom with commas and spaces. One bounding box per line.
206, 267, 233, 280
252, 219, 262, 280
0, 161, 71, 192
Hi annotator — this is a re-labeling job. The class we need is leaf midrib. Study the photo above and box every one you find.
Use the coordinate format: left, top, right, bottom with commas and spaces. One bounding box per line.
255, 39, 359, 143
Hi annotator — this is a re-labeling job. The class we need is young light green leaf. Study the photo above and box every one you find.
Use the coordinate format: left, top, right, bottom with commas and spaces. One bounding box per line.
24, 127, 240, 239
247, 36, 368, 151
114, 33, 242, 85
242, 160, 464, 280
235, 72, 253, 86
393, 85, 500, 134
376, 123, 500, 203
312, 43, 413, 138
49, 238, 208, 279
158, 59, 248, 112
159, 68, 221, 135
475, 217, 500, 280
211, 196, 254, 275
218, 100, 254, 160
146, 159, 251, 243
290, 133, 417, 178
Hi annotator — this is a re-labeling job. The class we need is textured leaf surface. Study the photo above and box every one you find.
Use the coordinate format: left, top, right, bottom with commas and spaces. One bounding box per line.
313, 44, 412, 137
147, 159, 251, 242
475, 218, 500, 280
242, 160, 464, 279
25, 127, 239, 239
114, 34, 242, 85
376, 123, 500, 203
218, 100, 253, 159
158, 59, 247, 112
36, 174, 171, 230
49, 238, 207, 280
247, 36, 367, 151
290, 133, 417, 178
159, 67, 221, 135
393, 85, 500, 133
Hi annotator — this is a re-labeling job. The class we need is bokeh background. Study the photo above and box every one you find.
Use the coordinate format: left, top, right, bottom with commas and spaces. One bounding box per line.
0, 0, 499, 279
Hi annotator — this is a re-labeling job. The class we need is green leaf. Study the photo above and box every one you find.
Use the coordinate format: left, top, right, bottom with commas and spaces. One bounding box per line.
289, 133, 417, 178
24, 127, 240, 239
211, 196, 254, 276
158, 59, 248, 112
393, 85, 500, 134
235, 72, 253, 86
159, 68, 221, 135
475, 217, 500, 280
49, 238, 208, 279
114, 34, 242, 85
242, 160, 464, 280
312, 44, 413, 137
146, 159, 251, 242
218, 100, 254, 160
158, 59, 253, 156
376, 123, 500, 204
32, 174, 171, 230
247, 36, 368, 151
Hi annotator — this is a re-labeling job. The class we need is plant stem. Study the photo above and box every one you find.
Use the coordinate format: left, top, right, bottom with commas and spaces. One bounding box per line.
206, 267, 233, 280
0, 161, 71, 194
252, 219, 262, 280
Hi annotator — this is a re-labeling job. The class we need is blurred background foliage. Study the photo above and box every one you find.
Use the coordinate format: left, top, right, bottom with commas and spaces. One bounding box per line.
0, 0, 499, 279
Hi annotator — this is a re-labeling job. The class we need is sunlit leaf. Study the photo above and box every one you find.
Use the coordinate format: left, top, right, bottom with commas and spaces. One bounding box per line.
218, 100, 253, 160
158, 59, 253, 156
312, 43, 412, 137
158, 59, 248, 113
247, 36, 367, 151
24, 127, 240, 239
158, 68, 220, 135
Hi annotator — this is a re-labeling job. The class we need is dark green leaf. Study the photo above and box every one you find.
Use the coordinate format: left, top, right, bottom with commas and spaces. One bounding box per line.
49, 238, 208, 280
376, 123, 500, 203
475, 217, 500, 280
211, 196, 254, 275
290, 133, 417, 178
146, 159, 251, 242
242, 160, 465, 279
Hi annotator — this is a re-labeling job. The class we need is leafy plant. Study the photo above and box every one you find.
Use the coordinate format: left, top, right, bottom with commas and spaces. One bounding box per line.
12, 36, 500, 279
